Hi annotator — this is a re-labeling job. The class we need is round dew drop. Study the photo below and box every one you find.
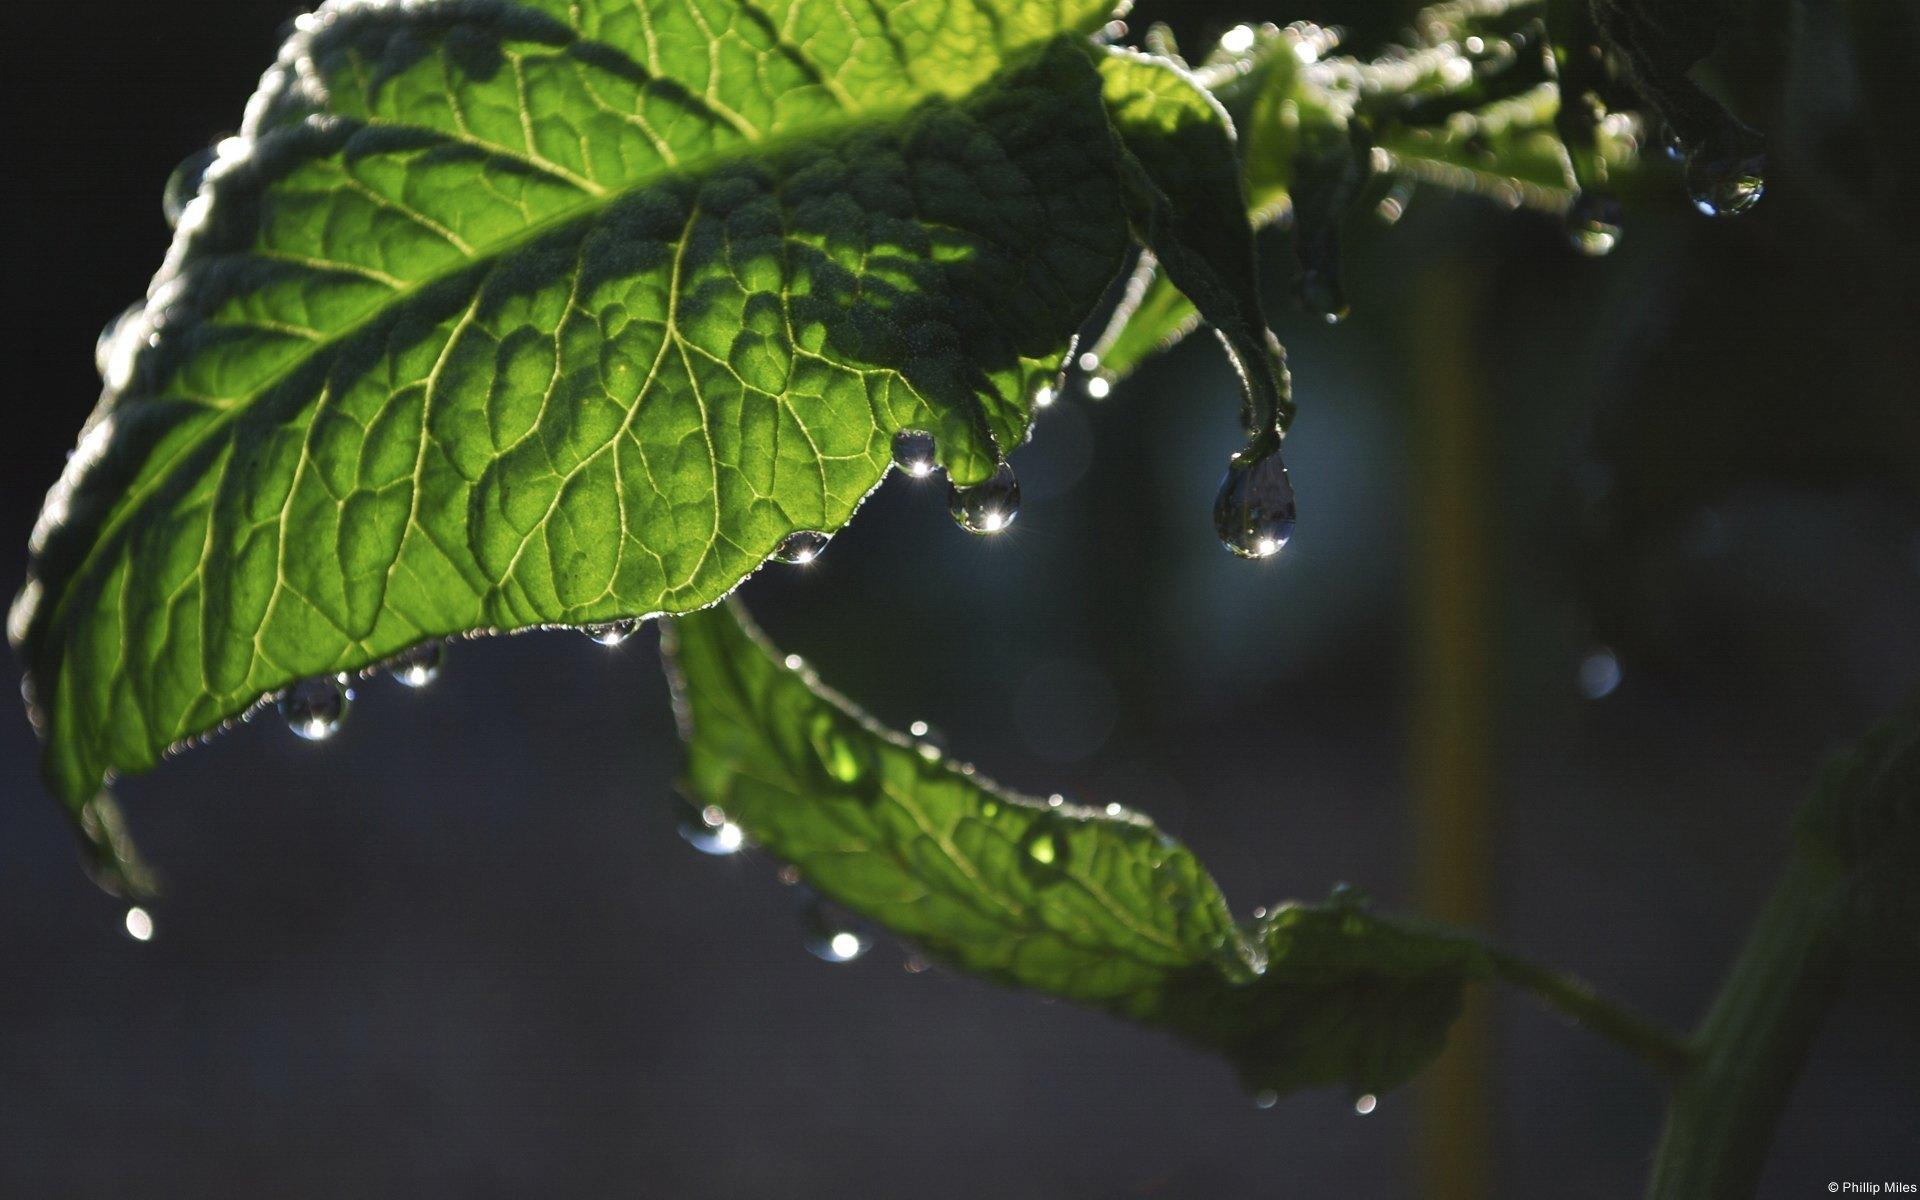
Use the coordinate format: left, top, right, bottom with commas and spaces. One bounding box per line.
163, 145, 219, 228
123, 906, 155, 942
1684, 135, 1766, 218
279, 674, 352, 741
677, 803, 746, 856
1213, 442, 1297, 559
583, 618, 641, 647
388, 641, 444, 688
800, 899, 871, 964
948, 463, 1020, 534
1564, 191, 1623, 257
891, 429, 938, 478
772, 530, 831, 565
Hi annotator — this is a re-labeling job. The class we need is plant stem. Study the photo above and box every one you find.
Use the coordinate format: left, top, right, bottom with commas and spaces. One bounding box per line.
1487, 948, 1693, 1078
1645, 841, 1849, 1199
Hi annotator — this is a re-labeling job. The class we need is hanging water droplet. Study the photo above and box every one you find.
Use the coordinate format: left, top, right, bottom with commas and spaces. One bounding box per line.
903, 952, 931, 974
772, 530, 831, 565
1298, 268, 1349, 324
387, 641, 444, 688
1084, 375, 1113, 400
948, 463, 1020, 535
583, 618, 641, 647
801, 897, 871, 964
677, 801, 746, 856
1577, 646, 1621, 699
891, 429, 938, 478
1564, 191, 1623, 257
1354, 1093, 1378, 1115
1254, 1090, 1279, 1110
163, 145, 219, 228
95, 302, 145, 379
1023, 826, 1062, 868
807, 710, 870, 787
1685, 135, 1766, 218
123, 905, 155, 942
1213, 440, 1296, 559
278, 674, 351, 741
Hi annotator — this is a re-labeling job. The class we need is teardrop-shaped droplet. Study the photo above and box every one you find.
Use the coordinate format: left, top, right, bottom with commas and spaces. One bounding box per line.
388, 641, 444, 688
1253, 1089, 1279, 1110
1353, 1093, 1379, 1115
1687, 155, 1765, 218
163, 145, 219, 228
772, 530, 831, 565
948, 463, 1019, 534
1297, 268, 1349, 325
95, 302, 145, 379
278, 674, 351, 741
891, 429, 938, 478
677, 801, 746, 856
1685, 132, 1766, 218
1564, 191, 1623, 257
801, 897, 871, 964
584, 618, 641, 647
1213, 441, 1296, 559
807, 709, 870, 788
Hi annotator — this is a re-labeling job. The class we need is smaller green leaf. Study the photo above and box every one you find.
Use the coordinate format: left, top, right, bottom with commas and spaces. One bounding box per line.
666, 602, 1492, 1097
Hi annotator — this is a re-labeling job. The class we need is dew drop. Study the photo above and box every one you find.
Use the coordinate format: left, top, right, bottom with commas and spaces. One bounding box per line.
278, 674, 351, 741
1254, 1090, 1279, 1110
801, 898, 871, 964
903, 953, 931, 974
948, 463, 1020, 535
1564, 191, 1623, 257
1213, 440, 1296, 559
124, 905, 155, 942
1298, 268, 1350, 324
807, 710, 869, 786
1084, 375, 1113, 400
163, 145, 219, 228
1024, 828, 1060, 867
584, 618, 641, 647
678, 801, 746, 856
772, 530, 831, 565
891, 429, 938, 478
1577, 646, 1621, 699
1354, 1093, 1379, 1115
387, 641, 444, 688
95, 302, 145, 379
1685, 132, 1766, 218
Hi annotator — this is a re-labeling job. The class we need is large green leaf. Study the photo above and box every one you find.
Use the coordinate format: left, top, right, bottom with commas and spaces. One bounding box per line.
13, 0, 1154, 876
667, 602, 1493, 1097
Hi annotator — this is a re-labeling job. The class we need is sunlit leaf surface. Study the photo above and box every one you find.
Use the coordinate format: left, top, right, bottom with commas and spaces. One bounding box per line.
668, 602, 1493, 1097
13, 0, 1147, 863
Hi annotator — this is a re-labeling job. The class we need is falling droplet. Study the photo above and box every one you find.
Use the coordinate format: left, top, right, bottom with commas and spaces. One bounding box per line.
124, 905, 155, 942
1213, 440, 1296, 559
801, 898, 871, 964
1354, 1094, 1379, 1115
772, 530, 831, 565
949, 463, 1020, 535
677, 801, 746, 856
1254, 1090, 1279, 1110
387, 641, 444, 688
163, 145, 219, 228
278, 675, 351, 741
1685, 132, 1766, 218
1577, 646, 1621, 699
584, 618, 641, 647
891, 429, 938, 478
1564, 191, 1623, 257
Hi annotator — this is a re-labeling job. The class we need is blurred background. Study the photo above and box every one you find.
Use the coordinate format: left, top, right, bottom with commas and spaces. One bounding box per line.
3, 0, 1917, 1195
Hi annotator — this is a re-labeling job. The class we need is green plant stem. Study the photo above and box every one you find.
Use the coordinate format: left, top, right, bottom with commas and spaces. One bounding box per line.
1646, 842, 1850, 1199
1488, 948, 1693, 1078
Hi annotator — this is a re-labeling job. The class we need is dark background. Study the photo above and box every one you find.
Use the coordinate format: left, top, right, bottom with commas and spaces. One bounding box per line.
3, 1, 1917, 1196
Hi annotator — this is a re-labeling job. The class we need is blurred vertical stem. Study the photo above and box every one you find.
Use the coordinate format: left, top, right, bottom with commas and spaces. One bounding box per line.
1409, 260, 1496, 1200
1646, 837, 1849, 1198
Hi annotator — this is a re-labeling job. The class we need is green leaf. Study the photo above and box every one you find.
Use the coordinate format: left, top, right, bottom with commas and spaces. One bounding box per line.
1090, 14, 1646, 382
666, 601, 1493, 1097
12, 0, 1142, 876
